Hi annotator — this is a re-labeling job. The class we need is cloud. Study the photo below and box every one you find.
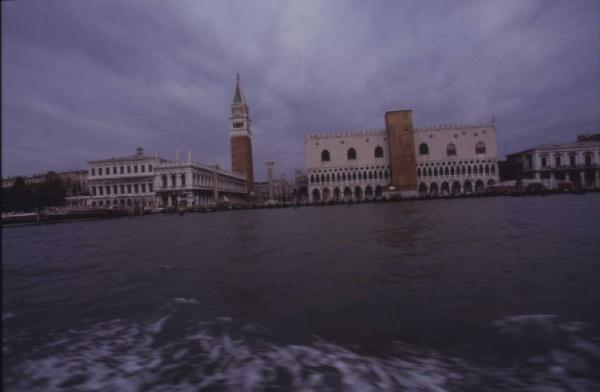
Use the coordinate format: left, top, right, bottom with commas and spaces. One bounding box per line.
2, 0, 599, 179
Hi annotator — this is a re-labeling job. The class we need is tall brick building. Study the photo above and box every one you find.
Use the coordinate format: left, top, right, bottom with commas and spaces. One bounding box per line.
230, 74, 255, 194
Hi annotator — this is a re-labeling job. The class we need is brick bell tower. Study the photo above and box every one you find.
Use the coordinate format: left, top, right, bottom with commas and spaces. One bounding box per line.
230, 74, 254, 194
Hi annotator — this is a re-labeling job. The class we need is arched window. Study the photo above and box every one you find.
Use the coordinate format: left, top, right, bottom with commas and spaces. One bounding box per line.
419, 143, 429, 155
321, 150, 331, 162
310, 174, 315, 183
475, 142, 486, 154
468, 166, 472, 175
417, 168, 421, 177
450, 166, 455, 176
326, 173, 330, 182
342, 172, 347, 181
336, 173, 341, 181
181, 174, 186, 187
374, 146, 384, 158
352, 172, 357, 180
320, 174, 325, 182
368, 171, 373, 179
428, 168, 432, 177
358, 172, 362, 180
491, 164, 496, 174
447, 143, 456, 156
162, 175, 167, 188
434, 167, 438, 176
384, 170, 389, 179
444, 167, 449, 176
462, 166, 466, 175
379, 170, 383, 179
473, 165, 478, 174
347, 148, 357, 160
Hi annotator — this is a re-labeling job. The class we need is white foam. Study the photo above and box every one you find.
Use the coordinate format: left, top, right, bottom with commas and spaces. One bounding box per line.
5, 314, 600, 392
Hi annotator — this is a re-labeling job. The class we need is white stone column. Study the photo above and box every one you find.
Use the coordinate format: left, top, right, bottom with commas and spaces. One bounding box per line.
580, 171, 586, 187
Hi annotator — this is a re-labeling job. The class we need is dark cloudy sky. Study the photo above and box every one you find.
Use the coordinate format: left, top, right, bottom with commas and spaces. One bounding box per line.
2, 0, 599, 180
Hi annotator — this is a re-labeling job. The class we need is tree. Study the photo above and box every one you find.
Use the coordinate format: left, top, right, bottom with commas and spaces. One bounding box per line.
4, 177, 36, 212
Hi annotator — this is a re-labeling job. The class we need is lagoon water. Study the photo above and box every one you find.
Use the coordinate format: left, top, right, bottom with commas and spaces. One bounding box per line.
3, 194, 600, 391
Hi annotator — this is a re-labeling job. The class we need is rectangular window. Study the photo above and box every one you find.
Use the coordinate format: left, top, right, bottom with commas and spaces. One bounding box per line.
99, 168, 103, 175
141, 183, 146, 193
92, 186, 97, 196
99, 187, 104, 195
585, 155, 592, 166
91, 168, 96, 176
148, 183, 153, 192
106, 168, 110, 175
120, 184, 125, 193
555, 156, 561, 167
120, 166, 124, 174
134, 184, 139, 193
106, 186, 111, 195
99, 200, 103, 206
113, 167, 117, 174
149, 164, 153, 172
113, 185, 118, 194
541, 157, 547, 168
127, 166, 131, 174
134, 165, 138, 173
141, 165, 145, 173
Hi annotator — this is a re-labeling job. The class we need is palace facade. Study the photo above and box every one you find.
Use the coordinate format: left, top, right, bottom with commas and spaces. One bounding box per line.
305, 110, 499, 202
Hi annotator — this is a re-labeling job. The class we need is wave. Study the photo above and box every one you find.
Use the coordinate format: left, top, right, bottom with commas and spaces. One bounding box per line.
3, 312, 600, 392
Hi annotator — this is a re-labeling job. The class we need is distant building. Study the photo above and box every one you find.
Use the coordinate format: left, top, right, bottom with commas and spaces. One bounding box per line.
154, 160, 247, 208
86, 146, 165, 208
506, 133, 600, 189
305, 110, 499, 202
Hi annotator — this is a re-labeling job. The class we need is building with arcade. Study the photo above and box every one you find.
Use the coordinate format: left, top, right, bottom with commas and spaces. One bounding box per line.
305, 110, 500, 202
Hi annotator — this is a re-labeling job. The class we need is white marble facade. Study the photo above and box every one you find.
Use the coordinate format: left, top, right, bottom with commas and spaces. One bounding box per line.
86, 147, 248, 209
154, 161, 247, 208
305, 121, 500, 201
414, 123, 500, 196
87, 147, 163, 208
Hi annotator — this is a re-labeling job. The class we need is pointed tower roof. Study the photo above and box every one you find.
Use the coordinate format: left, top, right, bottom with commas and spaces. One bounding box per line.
233, 73, 245, 104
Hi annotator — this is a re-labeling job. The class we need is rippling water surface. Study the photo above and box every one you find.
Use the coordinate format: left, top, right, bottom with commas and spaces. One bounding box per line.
3, 195, 600, 391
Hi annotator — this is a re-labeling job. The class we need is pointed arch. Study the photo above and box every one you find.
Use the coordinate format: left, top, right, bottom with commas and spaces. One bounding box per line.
419, 143, 429, 155
321, 149, 331, 162
447, 143, 456, 156
354, 186, 363, 200
429, 182, 439, 196
475, 141, 486, 154
374, 146, 384, 158
312, 188, 321, 202
347, 148, 357, 160
464, 180, 473, 194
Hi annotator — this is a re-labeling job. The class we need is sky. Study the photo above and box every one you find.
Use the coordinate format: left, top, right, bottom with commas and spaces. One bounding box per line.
2, 0, 599, 180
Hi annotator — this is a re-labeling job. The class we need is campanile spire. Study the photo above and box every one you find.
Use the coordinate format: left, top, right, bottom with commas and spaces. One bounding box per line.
229, 74, 254, 193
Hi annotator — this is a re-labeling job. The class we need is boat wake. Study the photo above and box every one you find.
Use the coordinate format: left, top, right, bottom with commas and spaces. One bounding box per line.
3, 311, 600, 391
